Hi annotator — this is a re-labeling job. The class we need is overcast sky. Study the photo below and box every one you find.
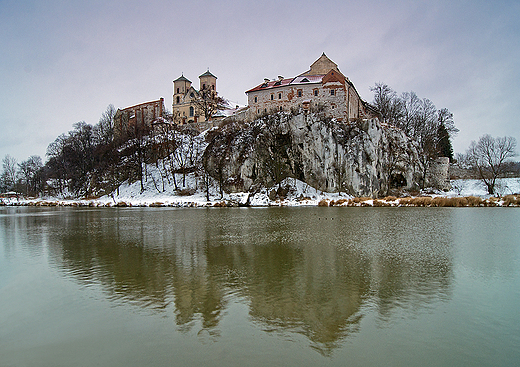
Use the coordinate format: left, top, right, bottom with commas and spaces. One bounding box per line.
1, 0, 519, 162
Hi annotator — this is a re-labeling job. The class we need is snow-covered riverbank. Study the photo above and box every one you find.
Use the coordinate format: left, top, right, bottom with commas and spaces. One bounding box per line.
2, 177, 520, 207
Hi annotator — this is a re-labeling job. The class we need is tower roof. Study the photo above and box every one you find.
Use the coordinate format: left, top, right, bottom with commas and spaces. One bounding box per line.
174, 74, 191, 83
199, 69, 217, 79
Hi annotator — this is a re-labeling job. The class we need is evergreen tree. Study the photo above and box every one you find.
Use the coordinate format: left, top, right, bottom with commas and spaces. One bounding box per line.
437, 123, 453, 161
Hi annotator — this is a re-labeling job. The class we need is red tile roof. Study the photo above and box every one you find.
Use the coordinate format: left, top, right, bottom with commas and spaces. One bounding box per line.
245, 75, 324, 94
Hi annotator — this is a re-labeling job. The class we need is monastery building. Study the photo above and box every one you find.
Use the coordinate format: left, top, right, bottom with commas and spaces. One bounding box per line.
245, 53, 376, 122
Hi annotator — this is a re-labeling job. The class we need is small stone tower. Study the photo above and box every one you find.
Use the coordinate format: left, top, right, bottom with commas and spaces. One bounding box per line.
199, 69, 217, 92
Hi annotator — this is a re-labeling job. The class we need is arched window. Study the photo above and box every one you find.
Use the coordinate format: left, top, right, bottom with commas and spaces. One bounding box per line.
176, 96, 180, 104
189, 106, 194, 117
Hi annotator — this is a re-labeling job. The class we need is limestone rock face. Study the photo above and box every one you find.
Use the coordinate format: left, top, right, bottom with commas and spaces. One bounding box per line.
204, 113, 424, 197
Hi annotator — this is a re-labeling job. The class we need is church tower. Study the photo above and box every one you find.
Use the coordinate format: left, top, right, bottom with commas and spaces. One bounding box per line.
173, 74, 192, 106
199, 69, 217, 92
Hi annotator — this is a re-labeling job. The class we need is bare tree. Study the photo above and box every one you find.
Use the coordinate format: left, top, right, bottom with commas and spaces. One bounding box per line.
1, 154, 18, 192
370, 82, 404, 126
93, 104, 116, 146
191, 87, 227, 121
466, 134, 517, 195
18, 155, 43, 196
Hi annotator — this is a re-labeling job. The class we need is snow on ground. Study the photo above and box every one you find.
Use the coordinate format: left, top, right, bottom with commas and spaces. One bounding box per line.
445, 178, 520, 197
2, 176, 519, 207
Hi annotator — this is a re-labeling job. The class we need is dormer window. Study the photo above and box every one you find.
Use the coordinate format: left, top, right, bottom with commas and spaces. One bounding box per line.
274, 81, 281, 86
301, 78, 309, 83
261, 83, 268, 88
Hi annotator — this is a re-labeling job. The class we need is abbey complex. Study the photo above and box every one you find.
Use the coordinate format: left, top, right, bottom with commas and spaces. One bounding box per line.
111, 54, 450, 196
114, 53, 377, 136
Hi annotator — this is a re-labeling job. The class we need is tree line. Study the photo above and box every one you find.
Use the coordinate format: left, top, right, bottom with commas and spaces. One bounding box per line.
0, 104, 212, 198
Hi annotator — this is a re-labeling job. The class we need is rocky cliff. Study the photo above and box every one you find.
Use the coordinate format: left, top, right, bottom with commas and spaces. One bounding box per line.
204, 112, 425, 197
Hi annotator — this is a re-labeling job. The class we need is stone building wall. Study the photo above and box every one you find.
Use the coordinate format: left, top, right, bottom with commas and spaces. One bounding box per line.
114, 98, 165, 138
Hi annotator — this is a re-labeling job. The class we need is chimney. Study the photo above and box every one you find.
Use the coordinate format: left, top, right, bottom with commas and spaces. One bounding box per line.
264, 78, 270, 83
278, 76, 284, 81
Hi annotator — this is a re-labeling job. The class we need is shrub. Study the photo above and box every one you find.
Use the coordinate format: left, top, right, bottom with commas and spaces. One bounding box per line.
415, 197, 433, 207
398, 197, 413, 206
503, 195, 520, 206
383, 196, 398, 202
318, 199, 329, 207
466, 196, 483, 207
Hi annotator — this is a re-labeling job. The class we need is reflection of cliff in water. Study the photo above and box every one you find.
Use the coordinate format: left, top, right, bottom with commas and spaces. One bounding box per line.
40, 207, 454, 354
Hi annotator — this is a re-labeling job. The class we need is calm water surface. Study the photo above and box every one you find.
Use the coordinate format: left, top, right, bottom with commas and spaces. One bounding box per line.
1, 207, 519, 366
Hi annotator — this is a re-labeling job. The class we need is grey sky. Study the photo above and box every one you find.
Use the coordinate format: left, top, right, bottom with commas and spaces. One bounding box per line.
1, 0, 519, 162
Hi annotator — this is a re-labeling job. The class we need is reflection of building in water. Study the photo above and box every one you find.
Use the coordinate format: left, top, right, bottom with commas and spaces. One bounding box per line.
238, 243, 369, 355
47, 208, 454, 352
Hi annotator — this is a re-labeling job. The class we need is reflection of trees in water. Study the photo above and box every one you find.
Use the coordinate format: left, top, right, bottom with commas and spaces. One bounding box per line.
42, 207, 454, 354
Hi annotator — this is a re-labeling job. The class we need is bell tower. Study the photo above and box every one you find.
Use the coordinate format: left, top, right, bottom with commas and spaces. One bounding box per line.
173, 74, 192, 106
199, 69, 217, 92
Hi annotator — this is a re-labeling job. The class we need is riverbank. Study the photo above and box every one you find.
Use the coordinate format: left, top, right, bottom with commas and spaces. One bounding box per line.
1, 178, 519, 208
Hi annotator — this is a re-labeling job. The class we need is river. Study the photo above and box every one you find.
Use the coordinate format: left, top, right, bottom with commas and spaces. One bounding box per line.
1, 207, 519, 366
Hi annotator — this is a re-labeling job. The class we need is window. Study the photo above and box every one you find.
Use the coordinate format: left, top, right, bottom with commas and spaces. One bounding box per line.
176, 88, 180, 94
314, 89, 318, 96
254, 96, 257, 103
330, 89, 335, 96
297, 89, 302, 97
279, 106, 283, 111
203, 83, 206, 89
278, 93, 282, 99
271, 94, 274, 100
189, 106, 194, 117
176, 96, 180, 104
190, 92, 194, 98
